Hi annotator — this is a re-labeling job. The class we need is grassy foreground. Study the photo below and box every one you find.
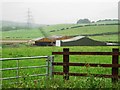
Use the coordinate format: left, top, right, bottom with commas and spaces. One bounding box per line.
2, 46, 120, 88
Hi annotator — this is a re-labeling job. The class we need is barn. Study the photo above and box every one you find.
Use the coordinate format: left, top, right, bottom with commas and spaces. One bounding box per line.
56, 36, 107, 46
34, 37, 54, 46
33, 36, 71, 46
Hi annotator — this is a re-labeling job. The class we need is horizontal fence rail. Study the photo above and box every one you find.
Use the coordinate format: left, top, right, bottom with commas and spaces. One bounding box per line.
0, 56, 54, 83
0, 56, 48, 61
53, 72, 120, 79
52, 52, 120, 55
53, 62, 120, 67
52, 48, 120, 83
1, 65, 47, 71
2, 74, 47, 80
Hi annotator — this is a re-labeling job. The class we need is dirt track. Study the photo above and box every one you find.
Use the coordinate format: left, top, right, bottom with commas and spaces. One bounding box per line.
0, 39, 29, 44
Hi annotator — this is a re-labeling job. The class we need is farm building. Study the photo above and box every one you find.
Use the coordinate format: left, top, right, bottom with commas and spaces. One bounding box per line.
56, 36, 107, 46
33, 36, 71, 46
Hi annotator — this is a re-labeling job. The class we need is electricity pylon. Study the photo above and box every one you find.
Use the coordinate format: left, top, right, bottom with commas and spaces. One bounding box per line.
27, 8, 33, 29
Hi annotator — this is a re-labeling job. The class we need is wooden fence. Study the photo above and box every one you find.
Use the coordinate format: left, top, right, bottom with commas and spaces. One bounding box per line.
52, 48, 120, 83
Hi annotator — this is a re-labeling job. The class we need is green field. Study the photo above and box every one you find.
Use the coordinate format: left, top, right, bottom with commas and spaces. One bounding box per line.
90, 35, 118, 42
49, 25, 118, 36
2, 29, 44, 39
2, 24, 75, 39
2, 46, 120, 88
2, 24, 119, 42
1, 22, 120, 88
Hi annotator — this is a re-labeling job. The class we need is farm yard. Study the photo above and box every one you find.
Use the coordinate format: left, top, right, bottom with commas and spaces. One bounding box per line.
1, 46, 120, 88
1, 1, 120, 89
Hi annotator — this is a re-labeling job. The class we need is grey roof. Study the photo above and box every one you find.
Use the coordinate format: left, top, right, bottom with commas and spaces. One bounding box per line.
48, 35, 63, 39
31, 37, 44, 41
107, 43, 119, 45
61, 36, 85, 42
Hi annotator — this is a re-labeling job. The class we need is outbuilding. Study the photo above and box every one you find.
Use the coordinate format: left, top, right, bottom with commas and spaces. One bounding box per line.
33, 36, 71, 46
56, 36, 107, 46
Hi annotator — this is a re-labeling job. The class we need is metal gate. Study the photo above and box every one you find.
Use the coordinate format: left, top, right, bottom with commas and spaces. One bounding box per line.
0, 56, 54, 86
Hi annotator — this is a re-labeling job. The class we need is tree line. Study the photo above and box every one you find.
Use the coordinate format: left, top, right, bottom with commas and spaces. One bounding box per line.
77, 18, 119, 24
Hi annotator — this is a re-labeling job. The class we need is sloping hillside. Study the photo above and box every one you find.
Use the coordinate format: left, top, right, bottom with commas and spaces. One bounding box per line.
2, 21, 119, 42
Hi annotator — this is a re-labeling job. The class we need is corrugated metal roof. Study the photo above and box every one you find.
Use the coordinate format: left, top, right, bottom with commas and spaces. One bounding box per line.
48, 35, 63, 39
31, 35, 71, 42
107, 43, 119, 45
31, 35, 67, 41
31, 36, 63, 41
61, 36, 85, 42
31, 37, 44, 41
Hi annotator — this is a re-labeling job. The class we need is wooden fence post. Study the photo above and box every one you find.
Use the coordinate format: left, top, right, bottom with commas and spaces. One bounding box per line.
63, 48, 69, 80
112, 48, 119, 83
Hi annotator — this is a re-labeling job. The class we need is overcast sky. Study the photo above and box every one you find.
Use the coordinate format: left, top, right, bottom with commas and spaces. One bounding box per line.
1, 0, 119, 24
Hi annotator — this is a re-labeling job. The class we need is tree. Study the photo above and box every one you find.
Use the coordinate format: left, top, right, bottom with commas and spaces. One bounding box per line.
77, 19, 91, 24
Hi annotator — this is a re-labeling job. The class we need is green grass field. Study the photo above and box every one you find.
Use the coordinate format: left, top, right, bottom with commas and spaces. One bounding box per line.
2, 46, 120, 88
2, 24, 75, 39
2, 29, 44, 39
2, 24, 119, 42
49, 25, 118, 36
1, 22, 120, 88
90, 35, 118, 42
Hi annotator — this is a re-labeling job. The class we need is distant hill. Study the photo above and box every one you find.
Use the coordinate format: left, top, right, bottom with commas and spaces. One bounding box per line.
1, 20, 46, 27
1, 20, 46, 31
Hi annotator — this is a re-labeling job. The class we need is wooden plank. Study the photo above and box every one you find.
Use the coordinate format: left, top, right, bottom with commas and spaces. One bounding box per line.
52, 62, 120, 67
112, 48, 119, 83
52, 52, 120, 55
53, 72, 120, 79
